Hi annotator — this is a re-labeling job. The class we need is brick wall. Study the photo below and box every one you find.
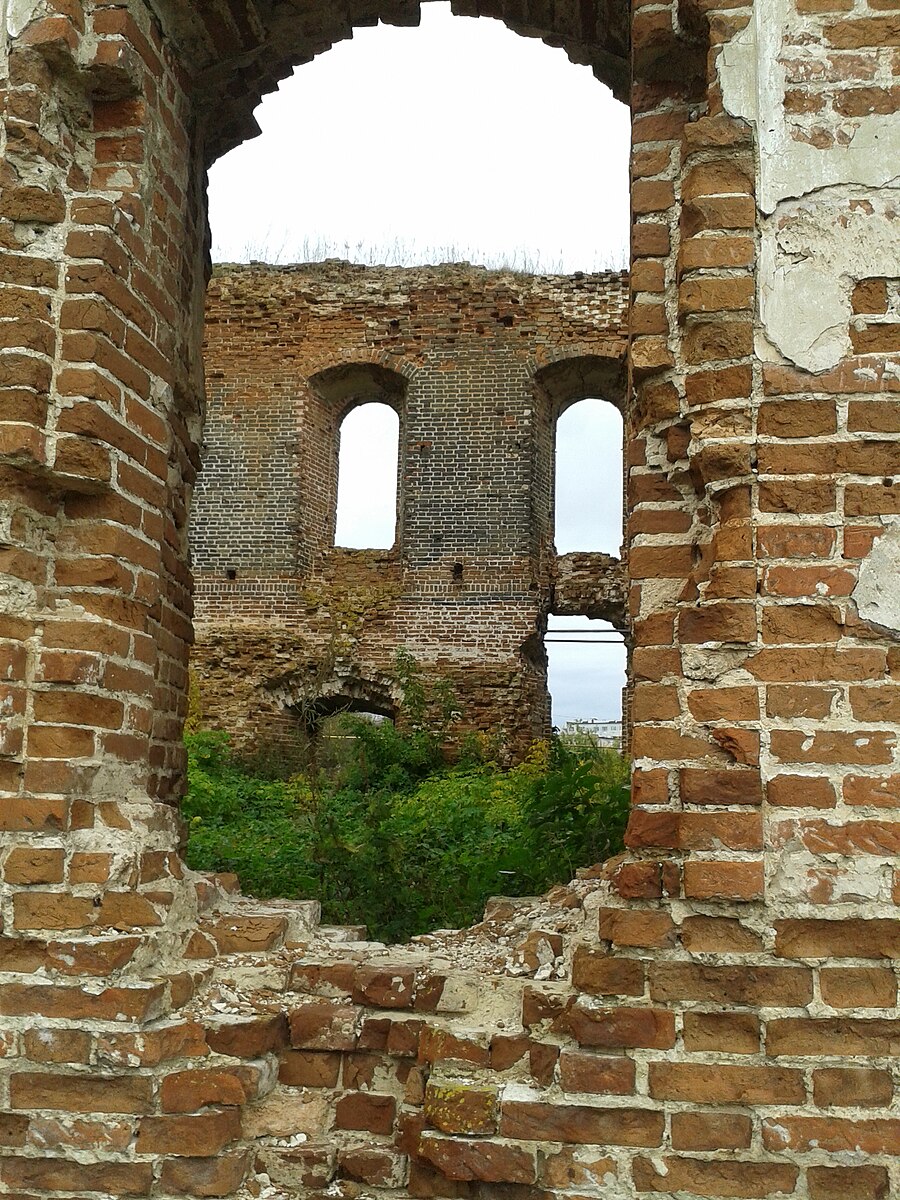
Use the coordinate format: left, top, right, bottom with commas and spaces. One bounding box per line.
192, 262, 629, 754
0, 1, 899, 1198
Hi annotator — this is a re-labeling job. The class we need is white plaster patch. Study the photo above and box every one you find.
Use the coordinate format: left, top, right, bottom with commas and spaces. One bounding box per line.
770, 848, 890, 904
681, 646, 749, 682
853, 524, 900, 637
718, 0, 900, 372
0, 575, 36, 615
758, 195, 900, 373
3, 0, 39, 38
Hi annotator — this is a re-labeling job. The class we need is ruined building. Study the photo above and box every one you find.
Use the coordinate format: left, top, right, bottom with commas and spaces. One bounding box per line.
192, 262, 629, 754
2, 2, 900, 1199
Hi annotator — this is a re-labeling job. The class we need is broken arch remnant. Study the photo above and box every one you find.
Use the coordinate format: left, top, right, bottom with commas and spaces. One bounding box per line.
3, 0, 900, 1197
191, 262, 629, 753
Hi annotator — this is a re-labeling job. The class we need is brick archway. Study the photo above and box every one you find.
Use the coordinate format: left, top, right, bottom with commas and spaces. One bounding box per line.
179, 0, 633, 165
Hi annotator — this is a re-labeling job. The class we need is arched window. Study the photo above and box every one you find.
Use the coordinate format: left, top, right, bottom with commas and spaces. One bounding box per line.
334, 401, 400, 549
554, 398, 623, 556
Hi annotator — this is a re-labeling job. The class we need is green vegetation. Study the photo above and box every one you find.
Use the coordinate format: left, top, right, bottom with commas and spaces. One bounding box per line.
183, 661, 630, 943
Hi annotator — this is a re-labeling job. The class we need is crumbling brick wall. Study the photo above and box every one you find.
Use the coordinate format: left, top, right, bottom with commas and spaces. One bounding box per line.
1, 2, 899, 1199
192, 262, 629, 756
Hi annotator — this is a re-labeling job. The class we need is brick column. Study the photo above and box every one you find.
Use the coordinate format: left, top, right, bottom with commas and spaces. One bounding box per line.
0, 1, 205, 973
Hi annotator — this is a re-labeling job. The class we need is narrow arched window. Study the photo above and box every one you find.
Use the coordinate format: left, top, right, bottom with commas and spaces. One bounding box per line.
554, 398, 623, 556
334, 402, 400, 548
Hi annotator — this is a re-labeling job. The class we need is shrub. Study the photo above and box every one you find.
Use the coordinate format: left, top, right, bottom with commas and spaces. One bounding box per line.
182, 718, 629, 943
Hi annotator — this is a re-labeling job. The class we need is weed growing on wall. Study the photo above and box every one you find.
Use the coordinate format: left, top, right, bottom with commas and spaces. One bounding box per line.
182, 720, 629, 943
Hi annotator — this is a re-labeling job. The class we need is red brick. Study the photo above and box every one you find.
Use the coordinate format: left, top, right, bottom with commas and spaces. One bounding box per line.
649, 1061, 805, 1104
558, 1051, 636, 1095
775, 918, 900, 959
633, 1157, 798, 1195
683, 1012, 760, 1054
136, 1110, 242, 1156
500, 1100, 663, 1146
764, 1115, 900, 1154
333, 1092, 396, 1134
159, 1153, 250, 1198
9, 1072, 154, 1113
670, 1111, 752, 1150
160, 1067, 259, 1113
807, 1166, 889, 1200
1, 1158, 153, 1195
813, 1067, 892, 1107
418, 1135, 535, 1184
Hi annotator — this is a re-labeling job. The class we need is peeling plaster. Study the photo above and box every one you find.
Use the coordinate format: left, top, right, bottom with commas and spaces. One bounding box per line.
853, 524, 900, 638
718, 0, 900, 373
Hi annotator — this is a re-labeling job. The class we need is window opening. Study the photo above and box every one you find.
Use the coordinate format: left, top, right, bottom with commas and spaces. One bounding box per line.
334, 402, 400, 549
554, 399, 623, 556
545, 614, 627, 740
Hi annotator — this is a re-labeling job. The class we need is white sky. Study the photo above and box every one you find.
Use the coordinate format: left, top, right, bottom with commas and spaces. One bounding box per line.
208, 2, 629, 270
334, 404, 399, 548
207, 1, 630, 725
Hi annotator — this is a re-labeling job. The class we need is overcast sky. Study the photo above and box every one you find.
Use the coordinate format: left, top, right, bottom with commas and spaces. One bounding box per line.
207, 2, 630, 726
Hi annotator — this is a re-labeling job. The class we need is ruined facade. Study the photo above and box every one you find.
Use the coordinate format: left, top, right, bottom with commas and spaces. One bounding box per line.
192, 262, 628, 754
1, 2, 900, 1199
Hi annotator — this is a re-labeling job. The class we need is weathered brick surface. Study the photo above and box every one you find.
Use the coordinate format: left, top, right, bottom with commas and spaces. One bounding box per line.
0, 0, 898, 1198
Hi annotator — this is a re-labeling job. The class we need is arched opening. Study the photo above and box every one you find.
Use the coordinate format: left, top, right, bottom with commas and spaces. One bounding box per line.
554, 398, 624, 556
334, 402, 400, 549
187, 0, 634, 941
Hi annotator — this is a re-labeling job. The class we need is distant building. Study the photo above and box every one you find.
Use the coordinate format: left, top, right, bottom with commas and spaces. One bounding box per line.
561, 719, 622, 749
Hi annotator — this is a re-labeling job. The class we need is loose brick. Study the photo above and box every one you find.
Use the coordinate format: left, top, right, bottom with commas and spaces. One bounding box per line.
278, 1051, 341, 1088
333, 1092, 396, 1134
160, 1068, 259, 1113
424, 1081, 497, 1135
